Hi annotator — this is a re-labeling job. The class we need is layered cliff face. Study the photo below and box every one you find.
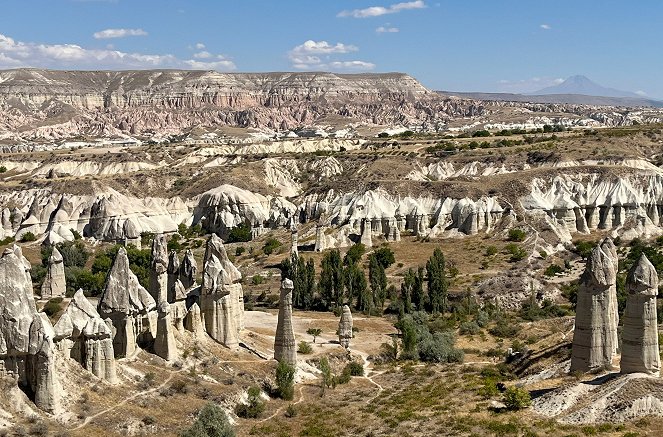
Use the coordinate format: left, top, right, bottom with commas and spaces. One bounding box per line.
0, 69, 482, 140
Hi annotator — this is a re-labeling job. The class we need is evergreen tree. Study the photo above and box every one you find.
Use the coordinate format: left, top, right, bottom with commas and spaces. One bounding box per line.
412, 266, 426, 311
368, 254, 387, 312
319, 249, 344, 310
400, 268, 415, 314
426, 248, 448, 313
347, 264, 369, 312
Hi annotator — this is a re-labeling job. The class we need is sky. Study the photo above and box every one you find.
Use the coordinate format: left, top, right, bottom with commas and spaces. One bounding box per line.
1, 0, 663, 97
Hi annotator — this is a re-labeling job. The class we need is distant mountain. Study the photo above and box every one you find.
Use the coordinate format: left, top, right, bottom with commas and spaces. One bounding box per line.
532, 75, 641, 98
438, 91, 663, 108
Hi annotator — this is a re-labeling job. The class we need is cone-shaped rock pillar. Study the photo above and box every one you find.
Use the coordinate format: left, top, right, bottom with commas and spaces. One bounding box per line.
274, 279, 297, 365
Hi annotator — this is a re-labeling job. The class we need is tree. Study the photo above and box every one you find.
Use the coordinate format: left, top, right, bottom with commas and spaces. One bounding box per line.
426, 248, 448, 313
275, 361, 296, 401
346, 263, 369, 312
234, 386, 265, 419
318, 357, 334, 396
280, 255, 316, 310
368, 254, 387, 312
373, 247, 395, 268
400, 268, 415, 314
397, 314, 418, 360
319, 249, 344, 310
412, 267, 426, 312
306, 328, 322, 343
502, 386, 532, 410
226, 222, 252, 243
180, 402, 235, 437
20, 232, 36, 242
343, 243, 365, 266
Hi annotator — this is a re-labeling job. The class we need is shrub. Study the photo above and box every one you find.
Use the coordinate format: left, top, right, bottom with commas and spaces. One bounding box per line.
417, 331, 464, 363
459, 321, 481, 335
262, 238, 282, 256
275, 361, 296, 401
20, 232, 36, 242
505, 243, 527, 262
573, 240, 597, 259
235, 246, 245, 256
344, 243, 366, 265
373, 247, 396, 268
227, 222, 252, 243
507, 229, 526, 242
298, 341, 313, 354
502, 386, 532, 410
489, 320, 521, 338
284, 404, 297, 418
0, 166, 6, 173
345, 361, 364, 377
180, 402, 235, 437
251, 275, 264, 285
485, 246, 498, 256
42, 298, 63, 318
544, 264, 564, 277
234, 386, 265, 419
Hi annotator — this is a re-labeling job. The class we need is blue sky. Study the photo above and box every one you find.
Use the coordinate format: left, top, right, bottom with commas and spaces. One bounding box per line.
1, 0, 662, 96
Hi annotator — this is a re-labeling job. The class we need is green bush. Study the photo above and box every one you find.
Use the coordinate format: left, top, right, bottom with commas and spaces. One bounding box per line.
544, 264, 564, 277
573, 240, 597, 259
298, 341, 313, 354
227, 223, 252, 243
20, 232, 36, 242
344, 361, 364, 377
0, 166, 6, 173
507, 229, 526, 242
485, 246, 498, 256
251, 275, 264, 285
502, 386, 532, 410
180, 402, 235, 437
373, 247, 396, 268
275, 361, 296, 401
42, 298, 63, 318
417, 331, 464, 363
235, 246, 245, 256
344, 243, 366, 265
489, 320, 521, 338
262, 238, 282, 256
505, 243, 527, 262
234, 386, 265, 419
459, 321, 481, 335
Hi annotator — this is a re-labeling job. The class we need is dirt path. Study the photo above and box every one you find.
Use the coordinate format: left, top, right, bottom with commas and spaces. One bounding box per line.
70, 365, 186, 431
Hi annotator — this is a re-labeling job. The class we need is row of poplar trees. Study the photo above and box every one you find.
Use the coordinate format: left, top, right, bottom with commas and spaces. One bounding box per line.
280, 244, 448, 315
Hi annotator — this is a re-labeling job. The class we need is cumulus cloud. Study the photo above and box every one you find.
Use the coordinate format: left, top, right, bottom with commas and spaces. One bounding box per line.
540, 24, 551, 30
0, 33, 236, 71
287, 40, 374, 71
195, 42, 206, 50
376, 26, 399, 33
496, 77, 564, 94
193, 51, 212, 59
93, 28, 148, 39
338, 1, 426, 18
635, 90, 648, 96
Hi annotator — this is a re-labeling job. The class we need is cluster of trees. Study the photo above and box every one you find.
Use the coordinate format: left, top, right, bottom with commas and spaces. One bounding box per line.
398, 248, 448, 314
280, 244, 395, 314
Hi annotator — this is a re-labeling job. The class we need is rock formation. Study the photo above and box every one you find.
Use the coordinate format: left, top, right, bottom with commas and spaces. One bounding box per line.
184, 302, 205, 338
149, 234, 168, 303
570, 242, 619, 373
40, 247, 66, 299
53, 289, 117, 383
621, 254, 660, 375
154, 301, 177, 361
601, 238, 620, 355
199, 234, 243, 348
180, 249, 197, 289
167, 250, 180, 302
360, 219, 373, 248
338, 305, 353, 350
274, 278, 296, 365
314, 224, 327, 252
0, 248, 61, 412
290, 221, 299, 258
98, 247, 157, 358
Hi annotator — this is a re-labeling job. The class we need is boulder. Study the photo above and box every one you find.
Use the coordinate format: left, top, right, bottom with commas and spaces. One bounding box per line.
338, 305, 353, 349
274, 279, 297, 365
53, 289, 117, 383
0, 248, 61, 412
621, 254, 660, 375
40, 247, 66, 299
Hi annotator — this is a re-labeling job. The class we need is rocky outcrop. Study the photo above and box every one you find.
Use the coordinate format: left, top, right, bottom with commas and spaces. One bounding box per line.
621, 254, 660, 376
53, 289, 117, 383
167, 250, 180, 302
290, 221, 299, 258
40, 247, 66, 299
338, 305, 353, 350
360, 219, 373, 248
154, 302, 177, 361
570, 240, 619, 373
199, 235, 243, 348
184, 302, 204, 338
274, 279, 296, 365
149, 234, 168, 303
98, 247, 157, 358
180, 249, 197, 289
0, 248, 61, 412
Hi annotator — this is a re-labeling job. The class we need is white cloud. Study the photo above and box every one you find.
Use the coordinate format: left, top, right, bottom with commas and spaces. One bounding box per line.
195, 42, 206, 50
93, 28, 148, 39
338, 1, 426, 18
193, 51, 212, 59
376, 26, 399, 33
496, 77, 564, 94
0, 32, 236, 71
540, 24, 551, 30
287, 40, 374, 71
635, 90, 648, 96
